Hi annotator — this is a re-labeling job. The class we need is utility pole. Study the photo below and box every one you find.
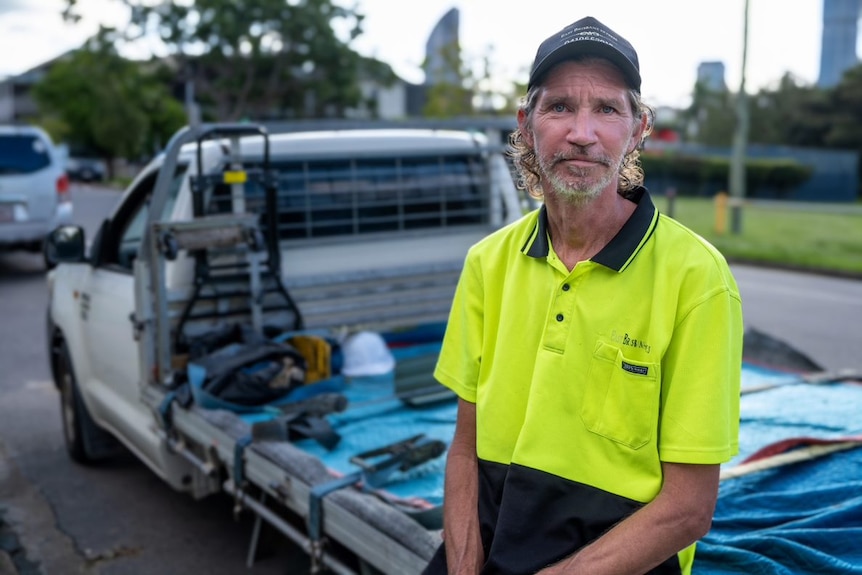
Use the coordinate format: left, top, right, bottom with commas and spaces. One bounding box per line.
729, 0, 750, 234
184, 60, 201, 129
185, 79, 201, 129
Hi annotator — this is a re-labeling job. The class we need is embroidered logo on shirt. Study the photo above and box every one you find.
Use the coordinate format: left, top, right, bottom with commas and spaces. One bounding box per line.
611, 330, 651, 354
621, 361, 649, 376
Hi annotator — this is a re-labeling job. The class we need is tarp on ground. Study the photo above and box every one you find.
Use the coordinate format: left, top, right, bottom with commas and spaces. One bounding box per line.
695, 365, 862, 575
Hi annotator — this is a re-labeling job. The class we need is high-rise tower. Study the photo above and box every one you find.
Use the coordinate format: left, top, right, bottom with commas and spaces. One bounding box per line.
818, 0, 861, 87
423, 8, 460, 86
696, 61, 727, 92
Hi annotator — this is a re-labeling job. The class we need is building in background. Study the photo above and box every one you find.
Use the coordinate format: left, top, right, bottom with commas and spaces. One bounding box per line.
423, 7, 460, 86
818, 0, 861, 87
692, 0, 861, 94
0, 54, 69, 124
696, 61, 727, 92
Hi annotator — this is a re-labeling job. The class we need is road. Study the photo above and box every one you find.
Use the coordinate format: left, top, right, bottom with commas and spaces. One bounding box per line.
0, 184, 860, 574
732, 265, 862, 373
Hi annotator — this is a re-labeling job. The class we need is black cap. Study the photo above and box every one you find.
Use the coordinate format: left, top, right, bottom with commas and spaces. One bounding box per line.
528, 16, 641, 92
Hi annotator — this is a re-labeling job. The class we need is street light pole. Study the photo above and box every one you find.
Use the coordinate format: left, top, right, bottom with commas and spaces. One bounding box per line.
729, 0, 750, 234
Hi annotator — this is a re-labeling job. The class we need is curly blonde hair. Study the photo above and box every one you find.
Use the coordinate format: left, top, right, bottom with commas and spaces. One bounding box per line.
508, 82, 655, 201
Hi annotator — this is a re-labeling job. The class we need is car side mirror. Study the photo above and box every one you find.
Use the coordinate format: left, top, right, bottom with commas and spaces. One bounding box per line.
44, 225, 87, 267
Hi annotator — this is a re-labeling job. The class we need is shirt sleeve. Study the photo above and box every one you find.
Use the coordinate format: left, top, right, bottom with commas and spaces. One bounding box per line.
658, 284, 744, 464
434, 251, 484, 404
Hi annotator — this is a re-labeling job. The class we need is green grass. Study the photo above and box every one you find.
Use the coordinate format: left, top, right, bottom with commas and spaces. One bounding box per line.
107, 176, 134, 189
658, 196, 862, 276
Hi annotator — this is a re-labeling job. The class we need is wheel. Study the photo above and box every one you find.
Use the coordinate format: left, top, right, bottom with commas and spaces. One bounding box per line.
55, 340, 119, 464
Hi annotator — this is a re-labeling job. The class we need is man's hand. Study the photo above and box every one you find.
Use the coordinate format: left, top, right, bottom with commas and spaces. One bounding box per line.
539, 462, 720, 574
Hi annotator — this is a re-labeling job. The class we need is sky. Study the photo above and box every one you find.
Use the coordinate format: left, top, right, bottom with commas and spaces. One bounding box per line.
0, 0, 853, 109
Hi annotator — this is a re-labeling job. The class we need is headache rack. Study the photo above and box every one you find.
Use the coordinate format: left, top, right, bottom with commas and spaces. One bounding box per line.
135, 123, 303, 387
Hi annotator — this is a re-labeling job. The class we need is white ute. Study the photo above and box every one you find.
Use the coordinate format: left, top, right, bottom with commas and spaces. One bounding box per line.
45, 122, 521, 574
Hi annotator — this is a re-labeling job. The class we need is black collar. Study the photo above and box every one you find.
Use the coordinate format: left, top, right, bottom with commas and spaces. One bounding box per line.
521, 187, 658, 272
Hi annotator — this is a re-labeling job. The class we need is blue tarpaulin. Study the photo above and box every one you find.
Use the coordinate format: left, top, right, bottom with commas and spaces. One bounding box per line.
235, 333, 862, 574
695, 365, 862, 574
696, 449, 862, 574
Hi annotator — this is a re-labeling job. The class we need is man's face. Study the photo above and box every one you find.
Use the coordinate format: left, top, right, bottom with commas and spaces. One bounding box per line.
521, 59, 642, 205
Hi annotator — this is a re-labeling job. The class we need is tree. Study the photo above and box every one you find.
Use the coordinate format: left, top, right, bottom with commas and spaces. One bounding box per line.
32, 45, 186, 176
63, 0, 393, 121
473, 46, 522, 117
823, 64, 862, 150
682, 81, 736, 146
747, 67, 862, 196
747, 73, 831, 147
822, 64, 862, 198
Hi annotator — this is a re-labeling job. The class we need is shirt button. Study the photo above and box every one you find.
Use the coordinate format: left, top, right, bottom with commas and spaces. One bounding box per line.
562, 284, 570, 291
556, 313, 564, 322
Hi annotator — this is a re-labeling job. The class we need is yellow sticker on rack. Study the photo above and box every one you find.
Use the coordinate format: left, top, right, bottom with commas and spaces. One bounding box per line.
223, 170, 247, 184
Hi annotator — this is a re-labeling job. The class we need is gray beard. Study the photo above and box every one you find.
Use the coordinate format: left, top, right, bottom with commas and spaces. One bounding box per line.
539, 149, 624, 206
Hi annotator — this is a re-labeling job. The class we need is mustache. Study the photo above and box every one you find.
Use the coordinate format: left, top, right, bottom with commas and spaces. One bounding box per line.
550, 149, 613, 168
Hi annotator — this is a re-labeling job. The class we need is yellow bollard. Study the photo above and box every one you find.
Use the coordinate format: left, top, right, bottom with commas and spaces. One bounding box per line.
714, 191, 728, 235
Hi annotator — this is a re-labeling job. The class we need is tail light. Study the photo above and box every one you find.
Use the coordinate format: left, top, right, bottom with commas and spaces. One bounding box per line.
56, 173, 70, 202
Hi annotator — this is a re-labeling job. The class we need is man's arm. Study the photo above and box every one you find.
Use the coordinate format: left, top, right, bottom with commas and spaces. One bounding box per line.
442, 399, 485, 574
539, 461, 720, 575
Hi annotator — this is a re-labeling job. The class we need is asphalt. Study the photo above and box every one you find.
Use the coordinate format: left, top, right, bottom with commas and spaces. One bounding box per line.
0, 512, 36, 575
1, 490, 42, 575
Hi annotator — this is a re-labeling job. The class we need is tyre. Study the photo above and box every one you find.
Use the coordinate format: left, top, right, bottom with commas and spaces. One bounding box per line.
55, 340, 120, 464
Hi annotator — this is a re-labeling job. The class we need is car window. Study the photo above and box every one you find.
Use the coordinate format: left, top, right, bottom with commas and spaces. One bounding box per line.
0, 135, 51, 174
118, 201, 150, 268
108, 164, 188, 271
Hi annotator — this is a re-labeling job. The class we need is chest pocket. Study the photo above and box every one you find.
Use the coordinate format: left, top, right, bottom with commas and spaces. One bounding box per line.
581, 341, 659, 449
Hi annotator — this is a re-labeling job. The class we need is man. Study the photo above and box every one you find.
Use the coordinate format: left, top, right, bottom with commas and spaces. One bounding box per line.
424, 16, 743, 575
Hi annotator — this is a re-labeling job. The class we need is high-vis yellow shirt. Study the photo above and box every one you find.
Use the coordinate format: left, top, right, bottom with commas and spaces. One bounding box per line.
435, 188, 743, 575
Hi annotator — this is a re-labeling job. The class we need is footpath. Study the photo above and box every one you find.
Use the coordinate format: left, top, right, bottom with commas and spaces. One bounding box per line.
0, 440, 73, 575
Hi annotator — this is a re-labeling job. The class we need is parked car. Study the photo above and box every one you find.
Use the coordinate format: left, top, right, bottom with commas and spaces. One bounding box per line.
0, 125, 73, 266
66, 157, 106, 182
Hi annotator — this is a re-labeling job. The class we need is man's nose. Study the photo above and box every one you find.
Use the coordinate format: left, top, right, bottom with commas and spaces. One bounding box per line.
565, 110, 598, 147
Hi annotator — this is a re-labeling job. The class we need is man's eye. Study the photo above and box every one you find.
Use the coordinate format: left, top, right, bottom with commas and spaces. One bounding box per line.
552, 104, 567, 113
600, 105, 616, 114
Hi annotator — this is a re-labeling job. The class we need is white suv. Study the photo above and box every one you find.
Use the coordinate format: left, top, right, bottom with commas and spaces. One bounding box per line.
0, 125, 73, 265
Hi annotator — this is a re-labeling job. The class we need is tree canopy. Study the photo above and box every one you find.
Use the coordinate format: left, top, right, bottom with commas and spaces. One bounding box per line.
62, 0, 395, 121
32, 45, 186, 173
675, 66, 862, 198
683, 67, 862, 154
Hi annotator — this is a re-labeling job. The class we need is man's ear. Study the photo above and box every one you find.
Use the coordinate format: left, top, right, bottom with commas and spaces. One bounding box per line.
629, 114, 648, 154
